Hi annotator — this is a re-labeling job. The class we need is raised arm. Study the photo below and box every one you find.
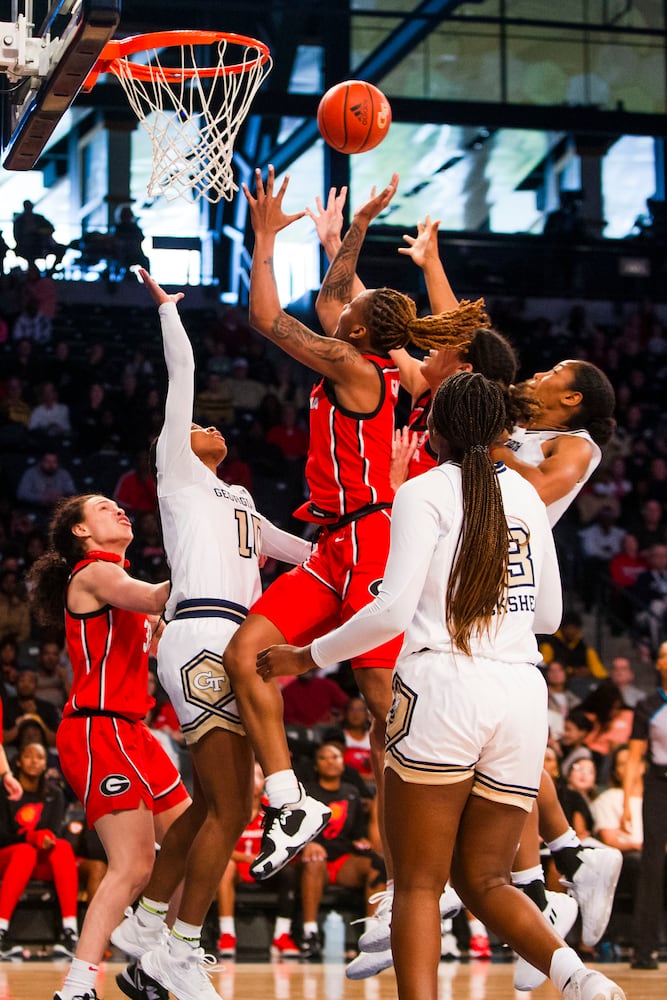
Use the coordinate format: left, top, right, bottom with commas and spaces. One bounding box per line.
243, 166, 378, 390
306, 186, 365, 334
314, 174, 399, 335
398, 215, 459, 314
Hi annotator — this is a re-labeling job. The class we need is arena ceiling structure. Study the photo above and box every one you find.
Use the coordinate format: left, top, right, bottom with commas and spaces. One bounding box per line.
1, 1, 666, 299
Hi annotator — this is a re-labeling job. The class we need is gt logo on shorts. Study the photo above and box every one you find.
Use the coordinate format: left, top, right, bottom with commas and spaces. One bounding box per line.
100, 774, 132, 796
193, 670, 226, 692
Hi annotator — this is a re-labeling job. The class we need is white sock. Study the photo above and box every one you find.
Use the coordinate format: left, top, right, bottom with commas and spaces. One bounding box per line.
303, 921, 319, 937
61, 957, 98, 1000
511, 864, 545, 886
442, 918, 453, 933
62, 917, 79, 934
274, 917, 291, 938
137, 897, 169, 930
547, 829, 580, 853
0, 919, 9, 932
170, 919, 202, 955
549, 946, 584, 992
218, 916, 235, 935
264, 770, 301, 808
467, 918, 486, 937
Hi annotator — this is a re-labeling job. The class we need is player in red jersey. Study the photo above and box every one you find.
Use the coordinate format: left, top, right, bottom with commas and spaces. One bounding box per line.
223, 167, 477, 882
29, 494, 190, 1000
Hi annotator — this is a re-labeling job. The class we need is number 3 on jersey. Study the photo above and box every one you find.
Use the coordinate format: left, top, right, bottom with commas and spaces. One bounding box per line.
236, 508, 262, 559
507, 524, 535, 589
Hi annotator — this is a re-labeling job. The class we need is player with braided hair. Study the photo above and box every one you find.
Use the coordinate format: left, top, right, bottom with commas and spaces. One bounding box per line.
220, 167, 440, 884
257, 371, 625, 1000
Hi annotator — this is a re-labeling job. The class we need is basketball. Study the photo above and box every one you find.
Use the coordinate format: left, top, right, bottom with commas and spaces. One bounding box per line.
317, 80, 391, 154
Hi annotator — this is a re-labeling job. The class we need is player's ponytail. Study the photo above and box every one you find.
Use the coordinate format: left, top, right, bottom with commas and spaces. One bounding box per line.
29, 494, 95, 627
431, 372, 509, 654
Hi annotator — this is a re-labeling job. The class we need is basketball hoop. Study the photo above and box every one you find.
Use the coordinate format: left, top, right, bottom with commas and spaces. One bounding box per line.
86, 31, 272, 204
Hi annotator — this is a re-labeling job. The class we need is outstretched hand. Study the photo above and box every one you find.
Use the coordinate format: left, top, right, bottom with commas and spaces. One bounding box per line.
137, 268, 185, 306
354, 173, 399, 225
256, 643, 316, 681
398, 215, 441, 269
242, 165, 307, 237
306, 186, 348, 251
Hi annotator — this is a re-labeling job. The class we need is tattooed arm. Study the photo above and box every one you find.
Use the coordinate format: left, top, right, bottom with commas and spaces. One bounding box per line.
243, 166, 374, 388
315, 174, 399, 337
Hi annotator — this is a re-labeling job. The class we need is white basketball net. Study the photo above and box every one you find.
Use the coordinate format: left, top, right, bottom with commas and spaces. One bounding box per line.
110, 38, 272, 204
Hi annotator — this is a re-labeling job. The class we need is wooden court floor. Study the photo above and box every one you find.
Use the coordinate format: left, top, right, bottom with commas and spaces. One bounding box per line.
0, 958, 656, 1000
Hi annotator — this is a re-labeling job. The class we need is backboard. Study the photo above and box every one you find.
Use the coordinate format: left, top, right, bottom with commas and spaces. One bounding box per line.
1, 0, 121, 170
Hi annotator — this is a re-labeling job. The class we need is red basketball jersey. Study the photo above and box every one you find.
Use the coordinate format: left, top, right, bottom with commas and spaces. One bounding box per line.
63, 555, 153, 721
295, 354, 400, 523
407, 388, 438, 479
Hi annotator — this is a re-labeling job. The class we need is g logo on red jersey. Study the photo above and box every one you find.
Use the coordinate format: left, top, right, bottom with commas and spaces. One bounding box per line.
100, 774, 132, 796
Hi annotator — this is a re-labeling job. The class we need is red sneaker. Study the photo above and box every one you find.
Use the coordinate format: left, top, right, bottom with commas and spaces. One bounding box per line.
469, 933, 491, 959
270, 933, 301, 958
217, 932, 237, 958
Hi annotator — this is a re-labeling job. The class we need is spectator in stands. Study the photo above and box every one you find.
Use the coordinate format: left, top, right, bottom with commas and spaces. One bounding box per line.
2, 666, 60, 748
270, 359, 308, 415
266, 401, 309, 464
20, 263, 58, 321
631, 543, 667, 653
194, 371, 234, 429
75, 383, 120, 454
113, 449, 158, 518
579, 680, 634, 783
12, 297, 53, 345
539, 610, 607, 700
623, 641, 667, 970
642, 456, 667, 506
130, 511, 167, 584
340, 696, 373, 783
16, 451, 76, 518
111, 206, 150, 276
577, 505, 626, 611
0, 741, 79, 958
629, 499, 667, 557
12, 200, 66, 270
7, 336, 40, 386
559, 709, 595, 777
281, 668, 349, 727
34, 637, 71, 710
0, 567, 31, 645
221, 357, 267, 418
297, 742, 385, 961
216, 763, 299, 960
546, 660, 581, 746
28, 381, 72, 439
608, 534, 648, 630
1, 376, 32, 427
609, 657, 646, 709
0, 636, 20, 698
561, 758, 597, 840
592, 744, 643, 853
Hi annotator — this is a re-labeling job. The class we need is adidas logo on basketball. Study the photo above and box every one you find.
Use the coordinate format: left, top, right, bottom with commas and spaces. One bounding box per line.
349, 101, 369, 125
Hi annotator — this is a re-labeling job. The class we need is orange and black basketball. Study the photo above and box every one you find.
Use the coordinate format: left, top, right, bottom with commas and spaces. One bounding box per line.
317, 80, 391, 154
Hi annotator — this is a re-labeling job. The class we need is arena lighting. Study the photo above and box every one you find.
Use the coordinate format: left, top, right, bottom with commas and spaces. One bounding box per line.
2, 0, 121, 170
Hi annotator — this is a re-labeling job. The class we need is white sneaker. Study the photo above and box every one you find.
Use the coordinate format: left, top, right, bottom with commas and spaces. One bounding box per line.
111, 907, 166, 959
562, 968, 626, 1000
249, 785, 331, 880
561, 846, 622, 946
357, 888, 393, 953
439, 883, 463, 918
440, 917, 461, 959
141, 942, 220, 1000
514, 891, 579, 991
345, 948, 393, 980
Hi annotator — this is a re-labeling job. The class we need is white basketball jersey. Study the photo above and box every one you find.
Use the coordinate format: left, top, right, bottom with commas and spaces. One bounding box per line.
155, 303, 310, 621
503, 426, 601, 526
312, 462, 562, 669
